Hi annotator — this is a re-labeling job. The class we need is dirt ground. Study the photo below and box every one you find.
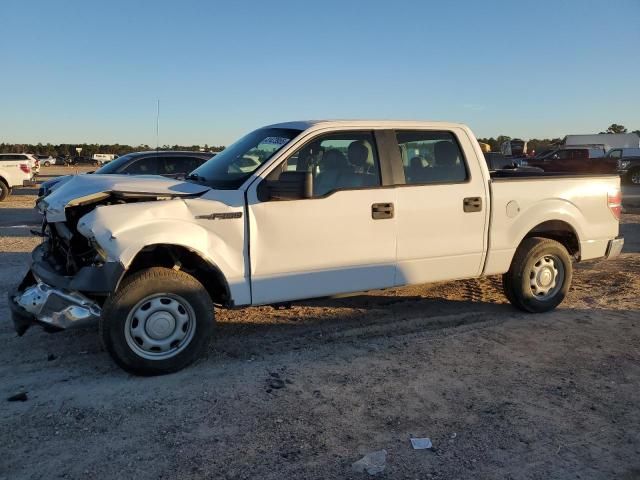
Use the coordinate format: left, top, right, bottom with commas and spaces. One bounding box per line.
1, 169, 639, 479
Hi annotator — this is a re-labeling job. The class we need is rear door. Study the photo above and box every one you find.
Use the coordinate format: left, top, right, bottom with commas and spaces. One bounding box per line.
390, 128, 489, 284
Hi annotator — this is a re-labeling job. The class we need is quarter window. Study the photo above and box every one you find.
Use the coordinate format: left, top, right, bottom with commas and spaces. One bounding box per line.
396, 131, 467, 184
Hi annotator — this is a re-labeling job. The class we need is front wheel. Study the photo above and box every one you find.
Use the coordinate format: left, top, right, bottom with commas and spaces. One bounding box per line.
100, 267, 214, 375
628, 167, 640, 185
502, 237, 573, 313
44, 161, 51, 167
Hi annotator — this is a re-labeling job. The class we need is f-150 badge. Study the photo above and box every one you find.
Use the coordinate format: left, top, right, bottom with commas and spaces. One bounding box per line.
195, 212, 243, 220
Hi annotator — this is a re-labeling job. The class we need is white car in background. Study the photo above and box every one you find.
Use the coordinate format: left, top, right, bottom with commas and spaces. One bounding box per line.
0, 153, 39, 176
36, 155, 57, 167
0, 154, 36, 201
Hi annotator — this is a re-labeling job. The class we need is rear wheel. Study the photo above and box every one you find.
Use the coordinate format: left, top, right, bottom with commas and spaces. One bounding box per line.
0, 181, 10, 202
100, 267, 214, 375
503, 237, 572, 313
44, 161, 51, 167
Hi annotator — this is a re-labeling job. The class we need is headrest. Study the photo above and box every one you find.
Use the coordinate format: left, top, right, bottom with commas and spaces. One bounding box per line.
348, 141, 369, 167
434, 141, 458, 167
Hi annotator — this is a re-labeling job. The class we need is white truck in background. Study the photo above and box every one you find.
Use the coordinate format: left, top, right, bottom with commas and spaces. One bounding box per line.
564, 133, 640, 153
10, 120, 624, 375
0, 154, 36, 201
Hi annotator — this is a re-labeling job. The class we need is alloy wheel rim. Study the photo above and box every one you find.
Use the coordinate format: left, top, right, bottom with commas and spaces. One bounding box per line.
124, 293, 196, 360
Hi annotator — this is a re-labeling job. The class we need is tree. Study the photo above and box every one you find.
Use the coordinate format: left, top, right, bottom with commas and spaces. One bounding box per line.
605, 124, 627, 134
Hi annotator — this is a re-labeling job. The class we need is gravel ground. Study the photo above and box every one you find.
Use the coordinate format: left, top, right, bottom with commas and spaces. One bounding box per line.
0, 172, 639, 480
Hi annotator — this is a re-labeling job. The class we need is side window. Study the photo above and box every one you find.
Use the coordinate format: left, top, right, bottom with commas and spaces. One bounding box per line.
122, 157, 158, 174
396, 131, 467, 184
608, 149, 622, 159
158, 156, 191, 175
272, 131, 381, 197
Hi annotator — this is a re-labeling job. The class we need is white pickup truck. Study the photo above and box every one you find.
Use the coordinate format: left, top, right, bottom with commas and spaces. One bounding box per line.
10, 121, 624, 375
0, 155, 37, 201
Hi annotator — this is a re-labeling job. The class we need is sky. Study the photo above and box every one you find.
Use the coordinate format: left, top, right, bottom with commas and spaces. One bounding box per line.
1, 0, 639, 146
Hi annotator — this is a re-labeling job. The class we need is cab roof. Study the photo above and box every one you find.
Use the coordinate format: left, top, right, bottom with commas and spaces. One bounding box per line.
264, 120, 467, 131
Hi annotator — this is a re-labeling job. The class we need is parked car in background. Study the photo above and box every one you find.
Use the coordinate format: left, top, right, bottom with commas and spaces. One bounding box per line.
36, 155, 57, 167
526, 147, 616, 173
38, 150, 214, 198
11, 120, 623, 374
0, 153, 39, 175
0, 155, 36, 201
617, 157, 640, 185
92, 153, 117, 166
500, 138, 528, 157
483, 152, 543, 173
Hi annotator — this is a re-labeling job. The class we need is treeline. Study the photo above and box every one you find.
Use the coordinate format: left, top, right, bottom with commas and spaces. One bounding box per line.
0, 143, 225, 157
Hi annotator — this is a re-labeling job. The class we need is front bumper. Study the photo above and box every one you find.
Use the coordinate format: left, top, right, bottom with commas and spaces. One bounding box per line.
9, 243, 125, 335
605, 236, 624, 259
9, 273, 102, 335
23, 178, 37, 187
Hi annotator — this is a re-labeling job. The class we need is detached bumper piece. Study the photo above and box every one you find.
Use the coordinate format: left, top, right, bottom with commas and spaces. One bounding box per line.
9, 278, 102, 335
23, 178, 37, 187
9, 243, 123, 335
605, 236, 624, 259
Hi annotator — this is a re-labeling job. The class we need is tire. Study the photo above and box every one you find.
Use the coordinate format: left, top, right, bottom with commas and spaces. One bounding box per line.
0, 181, 10, 202
100, 267, 215, 375
628, 167, 640, 185
44, 161, 51, 167
503, 237, 572, 313
93, 161, 100, 167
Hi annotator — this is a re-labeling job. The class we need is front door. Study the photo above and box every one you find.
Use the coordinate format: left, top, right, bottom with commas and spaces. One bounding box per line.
247, 130, 397, 305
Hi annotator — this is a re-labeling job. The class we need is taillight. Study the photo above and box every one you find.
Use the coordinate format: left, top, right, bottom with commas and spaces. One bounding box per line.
608, 189, 622, 220
19, 164, 31, 174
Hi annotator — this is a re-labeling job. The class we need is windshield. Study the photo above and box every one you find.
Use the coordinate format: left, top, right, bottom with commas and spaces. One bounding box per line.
95, 153, 139, 173
189, 127, 301, 188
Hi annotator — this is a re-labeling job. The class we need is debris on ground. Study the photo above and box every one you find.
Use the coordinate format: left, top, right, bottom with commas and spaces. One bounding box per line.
268, 378, 286, 390
410, 437, 433, 450
7, 392, 28, 402
352, 449, 387, 475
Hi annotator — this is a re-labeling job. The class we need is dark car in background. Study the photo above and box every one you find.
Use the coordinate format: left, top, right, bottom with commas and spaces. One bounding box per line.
607, 148, 640, 184
38, 150, 215, 198
483, 152, 543, 173
526, 148, 616, 174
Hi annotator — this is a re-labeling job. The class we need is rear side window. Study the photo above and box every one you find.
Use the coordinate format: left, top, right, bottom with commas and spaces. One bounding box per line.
122, 157, 158, 174
607, 149, 622, 159
396, 131, 467, 184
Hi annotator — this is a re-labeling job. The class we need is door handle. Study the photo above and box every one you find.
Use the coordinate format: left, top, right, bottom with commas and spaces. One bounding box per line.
463, 197, 482, 213
372, 202, 394, 219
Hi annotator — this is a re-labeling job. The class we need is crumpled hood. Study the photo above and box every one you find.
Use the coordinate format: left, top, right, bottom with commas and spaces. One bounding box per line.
41, 174, 210, 222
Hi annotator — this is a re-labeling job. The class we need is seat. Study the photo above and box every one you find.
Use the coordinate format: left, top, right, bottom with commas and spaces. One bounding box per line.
314, 149, 348, 196
408, 156, 426, 182
346, 140, 377, 187
430, 141, 464, 182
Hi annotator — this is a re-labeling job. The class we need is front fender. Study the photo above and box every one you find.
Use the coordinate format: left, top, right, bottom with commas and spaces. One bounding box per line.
77, 198, 250, 305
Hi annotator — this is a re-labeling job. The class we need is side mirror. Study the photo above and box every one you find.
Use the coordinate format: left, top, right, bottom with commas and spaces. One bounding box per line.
260, 171, 313, 201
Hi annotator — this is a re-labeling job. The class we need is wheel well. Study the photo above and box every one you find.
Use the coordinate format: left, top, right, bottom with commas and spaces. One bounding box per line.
124, 244, 231, 306
524, 220, 580, 258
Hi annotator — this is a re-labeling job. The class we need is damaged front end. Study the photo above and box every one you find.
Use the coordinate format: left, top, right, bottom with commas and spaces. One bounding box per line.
10, 174, 211, 335
9, 212, 125, 335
